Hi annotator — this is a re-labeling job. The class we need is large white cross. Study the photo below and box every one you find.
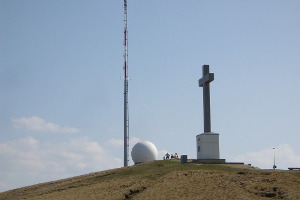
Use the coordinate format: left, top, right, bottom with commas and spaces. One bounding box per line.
198, 65, 214, 133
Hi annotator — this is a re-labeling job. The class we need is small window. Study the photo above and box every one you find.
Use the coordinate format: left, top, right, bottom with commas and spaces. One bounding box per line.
198, 146, 200, 152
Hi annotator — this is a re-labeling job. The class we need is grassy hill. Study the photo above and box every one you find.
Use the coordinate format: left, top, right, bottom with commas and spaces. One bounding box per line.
1, 160, 300, 200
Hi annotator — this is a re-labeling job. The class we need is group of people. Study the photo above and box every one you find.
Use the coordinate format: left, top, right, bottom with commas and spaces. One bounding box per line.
164, 152, 179, 160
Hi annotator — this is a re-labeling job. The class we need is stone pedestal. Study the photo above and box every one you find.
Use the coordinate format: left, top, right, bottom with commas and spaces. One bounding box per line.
196, 132, 220, 159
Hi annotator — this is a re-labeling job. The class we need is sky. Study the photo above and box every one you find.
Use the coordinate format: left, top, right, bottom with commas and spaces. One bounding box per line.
1, 0, 300, 192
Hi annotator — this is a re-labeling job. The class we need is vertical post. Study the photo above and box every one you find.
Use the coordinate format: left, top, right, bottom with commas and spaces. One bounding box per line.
123, 0, 129, 167
124, 79, 129, 167
202, 65, 211, 132
273, 147, 276, 170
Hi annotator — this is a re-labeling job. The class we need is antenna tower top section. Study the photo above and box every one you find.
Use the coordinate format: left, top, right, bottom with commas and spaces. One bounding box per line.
123, 0, 128, 79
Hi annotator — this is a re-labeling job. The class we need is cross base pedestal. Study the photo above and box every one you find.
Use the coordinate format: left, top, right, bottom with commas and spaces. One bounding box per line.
196, 132, 220, 159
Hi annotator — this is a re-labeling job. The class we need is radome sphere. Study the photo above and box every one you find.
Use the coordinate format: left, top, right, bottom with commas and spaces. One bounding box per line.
131, 141, 158, 164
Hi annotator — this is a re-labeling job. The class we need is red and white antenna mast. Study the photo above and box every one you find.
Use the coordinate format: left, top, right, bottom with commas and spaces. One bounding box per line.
123, 0, 129, 167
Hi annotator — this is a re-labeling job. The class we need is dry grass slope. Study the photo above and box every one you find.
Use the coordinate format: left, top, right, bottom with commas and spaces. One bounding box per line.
1, 160, 300, 200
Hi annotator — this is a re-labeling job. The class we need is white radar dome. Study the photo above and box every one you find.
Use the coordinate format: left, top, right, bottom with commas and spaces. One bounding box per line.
131, 141, 158, 164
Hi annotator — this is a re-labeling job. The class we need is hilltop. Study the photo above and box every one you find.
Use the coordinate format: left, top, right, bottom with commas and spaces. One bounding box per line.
1, 160, 300, 200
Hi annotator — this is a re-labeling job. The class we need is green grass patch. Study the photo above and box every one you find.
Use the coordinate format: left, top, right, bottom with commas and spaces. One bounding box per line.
82, 160, 249, 185
113, 160, 238, 180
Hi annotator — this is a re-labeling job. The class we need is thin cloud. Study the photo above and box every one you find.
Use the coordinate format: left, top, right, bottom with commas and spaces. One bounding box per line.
108, 137, 142, 148
0, 137, 122, 192
12, 116, 80, 133
230, 144, 300, 169
130, 137, 142, 146
108, 138, 123, 147
0, 182, 10, 193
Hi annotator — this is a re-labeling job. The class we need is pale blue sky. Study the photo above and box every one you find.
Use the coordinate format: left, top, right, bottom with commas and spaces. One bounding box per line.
1, 0, 300, 192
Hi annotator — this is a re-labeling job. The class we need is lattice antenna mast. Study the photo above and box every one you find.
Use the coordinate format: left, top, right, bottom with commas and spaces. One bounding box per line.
123, 0, 129, 167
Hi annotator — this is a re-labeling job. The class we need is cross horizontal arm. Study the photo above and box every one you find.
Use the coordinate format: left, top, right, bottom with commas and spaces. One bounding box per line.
199, 73, 214, 87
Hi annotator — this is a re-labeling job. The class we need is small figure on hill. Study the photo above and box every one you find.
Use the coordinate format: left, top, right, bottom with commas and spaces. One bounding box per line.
174, 153, 179, 159
165, 153, 170, 160
171, 154, 174, 159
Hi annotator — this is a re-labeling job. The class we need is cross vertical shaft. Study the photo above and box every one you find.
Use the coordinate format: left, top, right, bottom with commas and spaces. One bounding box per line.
203, 67, 211, 132
198, 65, 214, 133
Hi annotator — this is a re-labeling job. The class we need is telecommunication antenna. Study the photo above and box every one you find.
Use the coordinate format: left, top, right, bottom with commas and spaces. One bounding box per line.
123, 0, 129, 167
